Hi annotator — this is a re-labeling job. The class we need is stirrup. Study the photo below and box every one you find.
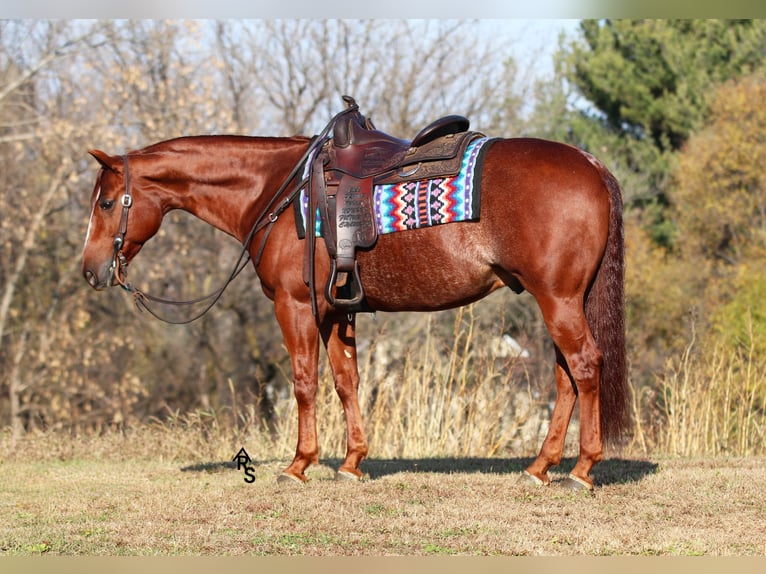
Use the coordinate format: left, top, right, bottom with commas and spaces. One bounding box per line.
325, 259, 365, 309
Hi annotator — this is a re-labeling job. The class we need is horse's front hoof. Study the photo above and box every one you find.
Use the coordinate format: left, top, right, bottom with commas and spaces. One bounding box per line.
560, 473, 594, 493
335, 469, 363, 482
518, 470, 550, 487
276, 472, 306, 485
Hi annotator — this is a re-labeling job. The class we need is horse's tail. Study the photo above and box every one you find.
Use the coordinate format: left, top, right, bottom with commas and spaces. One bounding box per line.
585, 159, 630, 446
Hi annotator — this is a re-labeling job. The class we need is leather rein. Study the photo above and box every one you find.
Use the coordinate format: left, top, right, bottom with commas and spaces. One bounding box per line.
109, 103, 357, 324
109, 152, 288, 324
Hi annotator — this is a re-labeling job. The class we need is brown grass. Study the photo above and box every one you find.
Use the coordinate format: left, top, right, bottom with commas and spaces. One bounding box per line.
1, 429, 765, 556
3, 306, 765, 556
275, 307, 549, 461
631, 327, 766, 458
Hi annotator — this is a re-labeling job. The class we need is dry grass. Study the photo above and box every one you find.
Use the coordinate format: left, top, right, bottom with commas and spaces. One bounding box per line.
1, 431, 765, 556
3, 305, 765, 556
271, 307, 550, 462
632, 327, 766, 458
142, 304, 550, 466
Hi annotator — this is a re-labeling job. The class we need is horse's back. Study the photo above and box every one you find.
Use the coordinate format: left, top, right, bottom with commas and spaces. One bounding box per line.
357, 138, 613, 311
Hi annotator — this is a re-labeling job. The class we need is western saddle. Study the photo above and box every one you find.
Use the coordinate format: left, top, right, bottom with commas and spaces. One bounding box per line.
303, 96, 481, 315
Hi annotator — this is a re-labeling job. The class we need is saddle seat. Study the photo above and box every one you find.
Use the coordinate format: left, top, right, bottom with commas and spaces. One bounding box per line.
306, 96, 480, 313
330, 96, 471, 180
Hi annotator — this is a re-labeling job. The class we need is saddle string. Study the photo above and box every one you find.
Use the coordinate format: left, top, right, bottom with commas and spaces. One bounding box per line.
112, 101, 359, 324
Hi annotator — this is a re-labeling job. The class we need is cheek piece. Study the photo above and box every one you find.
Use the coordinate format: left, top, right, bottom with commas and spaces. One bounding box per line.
109, 155, 133, 290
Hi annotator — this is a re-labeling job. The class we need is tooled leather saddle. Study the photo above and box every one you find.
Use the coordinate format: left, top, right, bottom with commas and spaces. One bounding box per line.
303, 96, 483, 315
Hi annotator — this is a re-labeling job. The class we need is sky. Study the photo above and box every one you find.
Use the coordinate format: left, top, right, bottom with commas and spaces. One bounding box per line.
3, 0, 764, 18
3, 2, 589, 18
482, 20, 581, 80
0, 4, 759, 95
0, 2, 611, 18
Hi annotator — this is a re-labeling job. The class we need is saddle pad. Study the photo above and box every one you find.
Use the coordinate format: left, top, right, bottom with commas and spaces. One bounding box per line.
296, 136, 494, 237
374, 136, 492, 234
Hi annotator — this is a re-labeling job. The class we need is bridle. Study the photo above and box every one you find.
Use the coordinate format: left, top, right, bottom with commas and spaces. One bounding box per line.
106, 100, 357, 324
109, 150, 302, 324
108, 154, 133, 290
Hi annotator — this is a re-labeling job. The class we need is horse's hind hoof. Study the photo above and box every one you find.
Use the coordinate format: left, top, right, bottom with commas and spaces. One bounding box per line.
560, 474, 595, 493
276, 472, 306, 485
335, 469, 362, 482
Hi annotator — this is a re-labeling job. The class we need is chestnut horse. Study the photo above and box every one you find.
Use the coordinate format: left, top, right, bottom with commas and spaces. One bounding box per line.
82, 130, 627, 490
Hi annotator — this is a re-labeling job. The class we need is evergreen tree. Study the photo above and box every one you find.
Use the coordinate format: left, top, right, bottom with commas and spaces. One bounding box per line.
561, 20, 766, 244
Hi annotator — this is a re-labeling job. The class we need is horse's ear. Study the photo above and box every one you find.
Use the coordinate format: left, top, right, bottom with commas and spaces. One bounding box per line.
89, 150, 121, 173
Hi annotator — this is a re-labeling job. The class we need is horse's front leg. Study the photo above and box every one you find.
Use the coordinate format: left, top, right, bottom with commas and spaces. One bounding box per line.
320, 314, 368, 480
274, 298, 321, 484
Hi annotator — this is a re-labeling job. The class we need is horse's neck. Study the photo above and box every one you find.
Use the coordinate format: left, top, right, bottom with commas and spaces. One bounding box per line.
167, 180, 251, 241
149, 137, 309, 242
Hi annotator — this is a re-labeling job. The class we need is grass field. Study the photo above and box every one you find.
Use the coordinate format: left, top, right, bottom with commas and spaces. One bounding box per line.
1, 431, 765, 556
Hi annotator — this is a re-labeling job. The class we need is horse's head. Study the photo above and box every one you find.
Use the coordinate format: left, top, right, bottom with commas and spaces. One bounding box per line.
82, 150, 163, 290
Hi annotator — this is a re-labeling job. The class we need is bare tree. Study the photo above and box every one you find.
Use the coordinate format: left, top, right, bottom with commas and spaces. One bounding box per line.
0, 21, 108, 436
1, 19, 533, 434
213, 20, 524, 136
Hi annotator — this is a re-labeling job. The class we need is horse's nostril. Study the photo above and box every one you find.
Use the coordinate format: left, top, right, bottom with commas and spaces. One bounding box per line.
84, 269, 96, 286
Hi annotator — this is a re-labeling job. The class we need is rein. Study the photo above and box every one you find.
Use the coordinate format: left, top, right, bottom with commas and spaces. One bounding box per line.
110, 101, 358, 324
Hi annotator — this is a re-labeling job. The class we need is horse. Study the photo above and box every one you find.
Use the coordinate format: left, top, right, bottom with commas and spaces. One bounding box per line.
82, 124, 628, 491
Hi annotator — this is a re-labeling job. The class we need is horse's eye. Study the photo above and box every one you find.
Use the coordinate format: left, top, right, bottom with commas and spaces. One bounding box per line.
99, 199, 115, 211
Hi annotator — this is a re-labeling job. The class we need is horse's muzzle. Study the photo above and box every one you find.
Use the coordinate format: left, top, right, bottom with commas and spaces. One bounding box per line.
83, 265, 111, 290
84, 269, 104, 290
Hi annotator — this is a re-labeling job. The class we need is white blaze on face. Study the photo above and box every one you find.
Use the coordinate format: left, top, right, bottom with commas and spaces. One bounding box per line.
84, 184, 102, 250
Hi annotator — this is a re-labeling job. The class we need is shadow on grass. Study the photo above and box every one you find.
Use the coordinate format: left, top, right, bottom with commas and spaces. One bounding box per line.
181, 460, 239, 472
180, 456, 658, 486
346, 457, 658, 486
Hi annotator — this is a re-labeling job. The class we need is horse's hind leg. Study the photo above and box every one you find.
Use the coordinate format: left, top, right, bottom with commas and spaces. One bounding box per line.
523, 350, 577, 486
524, 296, 603, 490
321, 315, 369, 480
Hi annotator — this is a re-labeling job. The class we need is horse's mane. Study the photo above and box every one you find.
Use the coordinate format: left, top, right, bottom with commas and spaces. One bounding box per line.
133, 134, 311, 156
